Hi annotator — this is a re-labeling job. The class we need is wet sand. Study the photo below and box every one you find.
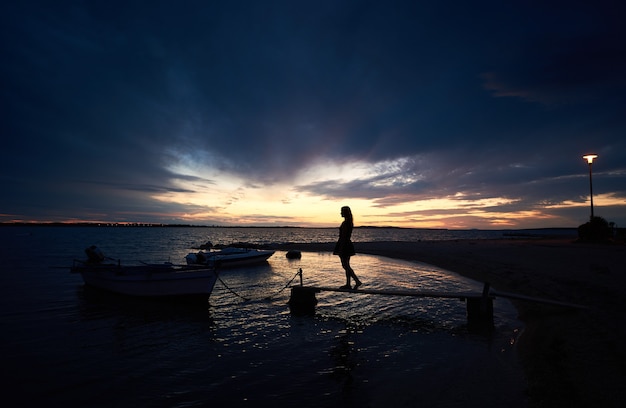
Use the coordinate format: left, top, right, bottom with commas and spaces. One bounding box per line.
273, 239, 626, 407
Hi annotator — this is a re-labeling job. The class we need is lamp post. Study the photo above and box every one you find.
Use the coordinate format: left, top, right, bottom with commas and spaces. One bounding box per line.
582, 154, 598, 219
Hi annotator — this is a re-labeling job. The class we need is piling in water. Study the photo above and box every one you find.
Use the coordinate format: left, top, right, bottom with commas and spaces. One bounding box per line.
287, 286, 318, 316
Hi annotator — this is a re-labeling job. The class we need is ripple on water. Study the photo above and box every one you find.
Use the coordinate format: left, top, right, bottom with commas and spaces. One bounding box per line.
0, 228, 526, 408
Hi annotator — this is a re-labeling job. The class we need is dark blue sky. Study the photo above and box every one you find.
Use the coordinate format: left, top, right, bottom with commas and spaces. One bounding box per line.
2, 1, 625, 228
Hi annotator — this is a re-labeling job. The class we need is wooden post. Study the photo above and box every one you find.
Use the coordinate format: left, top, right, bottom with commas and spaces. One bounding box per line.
288, 286, 318, 315
466, 282, 493, 323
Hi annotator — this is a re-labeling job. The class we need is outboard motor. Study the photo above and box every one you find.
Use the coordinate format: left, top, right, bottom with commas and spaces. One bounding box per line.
185, 251, 207, 265
185, 253, 198, 265
85, 245, 105, 264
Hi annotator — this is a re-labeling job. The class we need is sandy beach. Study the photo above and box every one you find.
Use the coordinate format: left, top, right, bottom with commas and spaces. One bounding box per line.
274, 238, 626, 407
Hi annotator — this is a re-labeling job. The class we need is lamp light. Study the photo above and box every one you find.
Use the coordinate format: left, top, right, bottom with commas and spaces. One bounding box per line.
582, 154, 598, 219
583, 154, 598, 164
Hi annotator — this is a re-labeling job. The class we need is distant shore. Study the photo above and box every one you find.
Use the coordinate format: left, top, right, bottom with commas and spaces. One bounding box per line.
272, 238, 626, 408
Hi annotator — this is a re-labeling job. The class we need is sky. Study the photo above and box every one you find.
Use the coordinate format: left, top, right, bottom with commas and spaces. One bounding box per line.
2, 1, 625, 229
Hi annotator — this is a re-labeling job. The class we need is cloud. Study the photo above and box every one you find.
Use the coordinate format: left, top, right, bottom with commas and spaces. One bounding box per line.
2, 1, 626, 226
482, 7, 626, 108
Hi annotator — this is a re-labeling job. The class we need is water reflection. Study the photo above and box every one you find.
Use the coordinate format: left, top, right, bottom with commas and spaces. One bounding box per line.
76, 285, 214, 326
326, 322, 363, 393
1, 227, 527, 408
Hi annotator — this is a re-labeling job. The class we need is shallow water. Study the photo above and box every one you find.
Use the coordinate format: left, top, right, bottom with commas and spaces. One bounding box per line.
0, 227, 527, 407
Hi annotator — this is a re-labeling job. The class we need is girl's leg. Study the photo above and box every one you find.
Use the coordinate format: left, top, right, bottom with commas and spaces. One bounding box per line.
341, 255, 361, 287
340, 255, 352, 286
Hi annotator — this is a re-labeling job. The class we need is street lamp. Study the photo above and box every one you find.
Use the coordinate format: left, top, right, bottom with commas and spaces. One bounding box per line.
582, 154, 598, 219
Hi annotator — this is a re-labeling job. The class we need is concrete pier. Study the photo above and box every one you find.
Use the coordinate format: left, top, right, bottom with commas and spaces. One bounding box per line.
288, 281, 495, 322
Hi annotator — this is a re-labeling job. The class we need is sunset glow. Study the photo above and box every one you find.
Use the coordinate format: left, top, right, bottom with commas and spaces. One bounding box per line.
2, 2, 625, 228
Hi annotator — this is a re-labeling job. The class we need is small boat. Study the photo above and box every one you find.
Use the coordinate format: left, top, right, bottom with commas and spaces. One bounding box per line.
185, 246, 275, 268
285, 249, 302, 259
71, 246, 218, 297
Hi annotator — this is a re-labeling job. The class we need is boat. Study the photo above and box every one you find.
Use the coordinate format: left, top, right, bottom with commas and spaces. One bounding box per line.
185, 246, 275, 268
71, 246, 218, 297
285, 249, 302, 259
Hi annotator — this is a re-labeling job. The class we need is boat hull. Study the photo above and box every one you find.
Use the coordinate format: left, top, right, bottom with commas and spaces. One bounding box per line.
186, 248, 275, 268
73, 264, 218, 297
212, 251, 275, 267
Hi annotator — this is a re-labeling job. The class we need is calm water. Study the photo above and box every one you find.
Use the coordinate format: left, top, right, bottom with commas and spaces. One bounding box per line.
0, 226, 534, 407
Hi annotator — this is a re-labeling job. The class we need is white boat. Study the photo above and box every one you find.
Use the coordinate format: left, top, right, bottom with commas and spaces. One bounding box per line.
71, 246, 218, 297
185, 247, 275, 268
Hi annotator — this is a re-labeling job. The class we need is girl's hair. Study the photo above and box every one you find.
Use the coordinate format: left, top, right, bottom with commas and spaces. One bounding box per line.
341, 206, 353, 223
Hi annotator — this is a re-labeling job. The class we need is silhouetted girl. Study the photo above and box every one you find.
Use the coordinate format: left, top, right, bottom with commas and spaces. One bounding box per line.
333, 206, 361, 289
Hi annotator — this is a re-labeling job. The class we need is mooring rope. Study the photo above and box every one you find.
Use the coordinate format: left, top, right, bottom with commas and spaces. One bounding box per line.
262, 268, 302, 301
216, 268, 302, 302
216, 275, 251, 301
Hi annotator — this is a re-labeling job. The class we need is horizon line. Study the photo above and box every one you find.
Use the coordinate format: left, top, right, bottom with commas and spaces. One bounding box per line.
0, 221, 582, 231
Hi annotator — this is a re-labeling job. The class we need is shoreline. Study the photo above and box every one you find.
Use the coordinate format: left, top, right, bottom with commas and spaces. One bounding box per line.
272, 238, 626, 407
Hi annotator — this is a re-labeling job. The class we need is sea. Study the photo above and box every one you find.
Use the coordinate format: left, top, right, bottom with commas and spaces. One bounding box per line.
0, 226, 575, 407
